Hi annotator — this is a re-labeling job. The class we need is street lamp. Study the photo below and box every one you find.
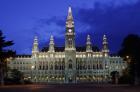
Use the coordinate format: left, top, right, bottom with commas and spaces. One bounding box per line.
125, 55, 138, 85
31, 65, 35, 82
126, 55, 131, 63
126, 55, 129, 59
31, 65, 35, 70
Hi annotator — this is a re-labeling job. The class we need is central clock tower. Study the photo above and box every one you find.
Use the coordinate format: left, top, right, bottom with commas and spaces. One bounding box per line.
65, 7, 76, 83
65, 7, 75, 50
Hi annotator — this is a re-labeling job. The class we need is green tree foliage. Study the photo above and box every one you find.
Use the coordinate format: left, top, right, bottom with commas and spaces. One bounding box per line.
4, 69, 24, 84
110, 71, 119, 84
11, 69, 24, 83
118, 34, 140, 84
118, 68, 131, 84
0, 30, 15, 85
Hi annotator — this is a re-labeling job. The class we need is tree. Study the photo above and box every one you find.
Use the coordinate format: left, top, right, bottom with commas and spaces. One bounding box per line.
110, 71, 119, 84
4, 68, 24, 84
0, 30, 15, 85
10, 69, 24, 84
118, 34, 140, 85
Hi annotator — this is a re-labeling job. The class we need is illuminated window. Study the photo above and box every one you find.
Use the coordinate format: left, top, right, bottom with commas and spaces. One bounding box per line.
55, 55, 58, 58
50, 54, 53, 58
83, 55, 86, 58
100, 54, 102, 57
88, 54, 91, 57
39, 55, 42, 58
59, 55, 61, 58
96, 54, 99, 57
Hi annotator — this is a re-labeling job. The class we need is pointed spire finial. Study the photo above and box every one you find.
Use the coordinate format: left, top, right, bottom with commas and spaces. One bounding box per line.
32, 36, 39, 54
102, 34, 109, 57
66, 6, 74, 28
34, 36, 38, 43
49, 35, 55, 52
87, 35, 90, 39
67, 6, 73, 20
103, 34, 106, 39
50, 35, 54, 40
68, 6, 72, 13
86, 35, 92, 52
103, 34, 107, 44
87, 35, 91, 44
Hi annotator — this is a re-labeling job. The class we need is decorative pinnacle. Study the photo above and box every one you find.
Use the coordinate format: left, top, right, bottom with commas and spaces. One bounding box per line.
68, 6, 72, 14
87, 35, 91, 45
34, 36, 38, 43
67, 6, 73, 20
103, 34, 108, 45
32, 36, 39, 52
87, 35, 90, 40
50, 35, 54, 45
50, 35, 54, 40
103, 35, 107, 39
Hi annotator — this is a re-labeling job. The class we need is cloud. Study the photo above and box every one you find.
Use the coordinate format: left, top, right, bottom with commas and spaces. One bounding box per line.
30, 16, 66, 48
2, 0, 139, 54
94, 0, 138, 7
31, 0, 140, 53
75, 1, 140, 53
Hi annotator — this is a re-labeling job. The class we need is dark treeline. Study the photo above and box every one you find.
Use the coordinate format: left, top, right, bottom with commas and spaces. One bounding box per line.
118, 34, 140, 85
0, 30, 27, 85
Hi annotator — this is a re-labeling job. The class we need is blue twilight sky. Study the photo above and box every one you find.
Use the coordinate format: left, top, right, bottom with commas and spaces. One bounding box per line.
0, 0, 140, 54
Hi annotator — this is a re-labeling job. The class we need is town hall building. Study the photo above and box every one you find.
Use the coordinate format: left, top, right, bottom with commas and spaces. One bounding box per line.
8, 7, 127, 83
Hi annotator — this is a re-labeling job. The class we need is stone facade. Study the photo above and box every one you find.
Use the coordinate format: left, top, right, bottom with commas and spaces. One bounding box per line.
7, 7, 127, 83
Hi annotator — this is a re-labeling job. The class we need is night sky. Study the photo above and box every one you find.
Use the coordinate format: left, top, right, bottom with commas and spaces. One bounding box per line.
0, 0, 140, 54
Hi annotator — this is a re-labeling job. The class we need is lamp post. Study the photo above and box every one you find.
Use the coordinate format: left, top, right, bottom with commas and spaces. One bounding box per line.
105, 65, 109, 83
126, 55, 138, 85
31, 65, 35, 82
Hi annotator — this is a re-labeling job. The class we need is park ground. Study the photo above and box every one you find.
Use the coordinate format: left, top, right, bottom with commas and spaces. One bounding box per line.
0, 84, 140, 92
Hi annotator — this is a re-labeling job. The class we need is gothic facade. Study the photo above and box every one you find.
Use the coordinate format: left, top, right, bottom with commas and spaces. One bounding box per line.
7, 7, 127, 83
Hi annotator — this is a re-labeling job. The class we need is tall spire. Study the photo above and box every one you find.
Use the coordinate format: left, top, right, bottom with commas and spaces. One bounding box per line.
86, 35, 92, 52
49, 35, 55, 52
65, 6, 75, 50
68, 6, 72, 13
102, 35, 109, 57
66, 6, 74, 28
67, 6, 73, 21
32, 36, 39, 54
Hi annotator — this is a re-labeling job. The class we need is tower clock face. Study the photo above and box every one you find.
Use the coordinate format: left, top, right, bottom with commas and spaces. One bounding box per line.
68, 29, 72, 33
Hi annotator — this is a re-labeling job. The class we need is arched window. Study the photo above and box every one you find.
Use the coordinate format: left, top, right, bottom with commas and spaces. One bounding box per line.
93, 64, 95, 69
39, 65, 41, 70
46, 65, 48, 70
61, 61, 65, 70
69, 63, 72, 69
68, 38, 72, 48
88, 65, 90, 69
68, 59, 72, 69
43, 66, 45, 70
100, 64, 103, 69
50, 64, 53, 70
97, 64, 99, 69
55, 65, 58, 70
